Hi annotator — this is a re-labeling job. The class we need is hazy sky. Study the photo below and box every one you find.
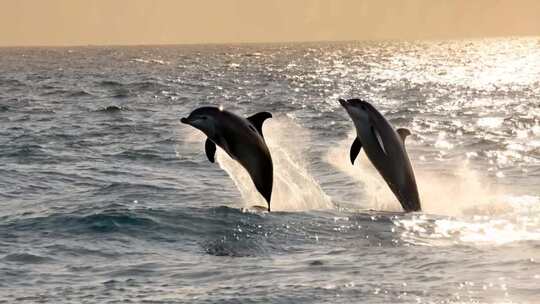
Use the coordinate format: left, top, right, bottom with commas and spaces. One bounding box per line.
1, 0, 540, 46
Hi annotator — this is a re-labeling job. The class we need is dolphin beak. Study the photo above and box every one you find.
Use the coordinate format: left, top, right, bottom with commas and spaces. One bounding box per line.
180, 117, 189, 124
338, 98, 348, 107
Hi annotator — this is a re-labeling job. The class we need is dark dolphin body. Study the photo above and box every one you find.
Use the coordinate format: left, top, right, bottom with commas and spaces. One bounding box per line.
181, 107, 274, 211
339, 98, 421, 212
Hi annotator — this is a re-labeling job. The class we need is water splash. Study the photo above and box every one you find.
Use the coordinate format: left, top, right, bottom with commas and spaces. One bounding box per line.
217, 117, 334, 211
326, 133, 399, 212
326, 131, 512, 216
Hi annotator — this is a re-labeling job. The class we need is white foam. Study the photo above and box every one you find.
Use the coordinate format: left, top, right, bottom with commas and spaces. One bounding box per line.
477, 117, 505, 129
217, 117, 334, 212
326, 131, 512, 216
325, 133, 401, 212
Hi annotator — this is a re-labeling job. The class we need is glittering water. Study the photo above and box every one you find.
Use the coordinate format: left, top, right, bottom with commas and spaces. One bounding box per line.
1, 38, 539, 303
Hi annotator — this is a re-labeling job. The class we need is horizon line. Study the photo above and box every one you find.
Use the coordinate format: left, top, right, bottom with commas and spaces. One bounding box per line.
1, 34, 537, 49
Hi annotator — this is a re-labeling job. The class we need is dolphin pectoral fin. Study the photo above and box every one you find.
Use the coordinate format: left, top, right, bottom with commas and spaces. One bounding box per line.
205, 138, 217, 163
247, 112, 272, 137
397, 128, 412, 143
350, 137, 362, 164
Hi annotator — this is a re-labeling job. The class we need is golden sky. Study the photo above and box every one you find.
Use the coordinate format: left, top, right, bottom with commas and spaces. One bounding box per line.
1, 0, 540, 46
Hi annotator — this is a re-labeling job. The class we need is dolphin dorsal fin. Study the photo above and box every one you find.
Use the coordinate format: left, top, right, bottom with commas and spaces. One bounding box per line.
205, 138, 216, 163
247, 111, 272, 137
396, 128, 411, 143
350, 137, 362, 165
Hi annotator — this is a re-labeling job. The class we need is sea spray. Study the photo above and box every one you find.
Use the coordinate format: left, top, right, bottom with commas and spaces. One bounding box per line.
326, 131, 511, 216
217, 116, 334, 211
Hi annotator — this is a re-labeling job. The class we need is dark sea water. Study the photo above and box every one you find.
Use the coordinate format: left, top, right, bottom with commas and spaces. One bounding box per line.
1, 38, 539, 303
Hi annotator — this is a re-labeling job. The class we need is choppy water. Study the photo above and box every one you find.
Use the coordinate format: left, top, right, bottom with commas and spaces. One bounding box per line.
1, 38, 539, 303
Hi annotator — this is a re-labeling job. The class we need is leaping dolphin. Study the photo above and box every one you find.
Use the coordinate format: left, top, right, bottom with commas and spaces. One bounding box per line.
181, 107, 274, 211
339, 98, 421, 212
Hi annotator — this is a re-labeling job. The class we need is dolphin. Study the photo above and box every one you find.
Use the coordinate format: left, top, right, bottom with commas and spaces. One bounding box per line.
339, 98, 421, 212
181, 107, 274, 211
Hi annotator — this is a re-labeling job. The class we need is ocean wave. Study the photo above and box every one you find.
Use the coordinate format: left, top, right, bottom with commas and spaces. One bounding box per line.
94, 79, 170, 97
0, 206, 268, 241
202, 236, 268, 257
39, 88, 70, 96
67, 90, 93, 97
110, 149, 176, 162
110, 91, 130, 98
95, 105, 127, 113
1, 205, 416, 255
2, 253, 55, 264
132, 58, 170, 65
76, 212, 159, 233
3, 208, 159, 234
98, 80, 124, 87
0, 78, 25, 88
93, 182, 178, 194
1, 144, 47, 159
127, 80, 169, 91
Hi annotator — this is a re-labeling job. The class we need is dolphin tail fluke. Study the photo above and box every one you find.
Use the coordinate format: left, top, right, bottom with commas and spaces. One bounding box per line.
404, 201, 421, 213
247, 112, 272, 137
397, 188, 421, 212
350, 137, 362, 164
253, 179, 272, 212
262, 189, 272, 212
205, 138, 216, 163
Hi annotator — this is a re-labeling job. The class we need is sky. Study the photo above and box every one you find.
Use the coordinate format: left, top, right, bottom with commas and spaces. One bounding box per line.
1, 0, 540, 46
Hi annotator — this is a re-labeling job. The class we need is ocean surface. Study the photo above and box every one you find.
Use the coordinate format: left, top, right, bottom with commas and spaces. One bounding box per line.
1, 38, 539, 303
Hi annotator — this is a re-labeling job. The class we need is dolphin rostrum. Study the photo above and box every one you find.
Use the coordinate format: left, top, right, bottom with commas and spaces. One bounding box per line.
181, 107, 274, 211
339, 98, 421, 212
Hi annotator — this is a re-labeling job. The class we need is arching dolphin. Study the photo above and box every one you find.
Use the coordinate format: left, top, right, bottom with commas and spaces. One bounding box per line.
181, 107, 274, 211
339, 98, 421, 212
